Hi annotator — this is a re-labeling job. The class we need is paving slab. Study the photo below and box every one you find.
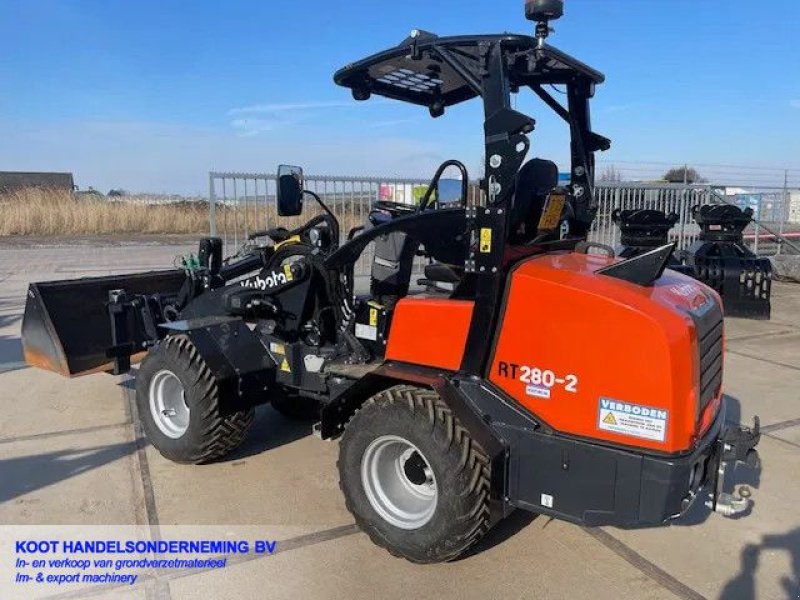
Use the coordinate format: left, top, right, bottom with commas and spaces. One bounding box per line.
145, 404, 350, 527
727, 331, 800, 370
0, 369, 129, 440
766, 424, 800, 448
724, 319, 796, 342
0, 426, 140, 526
602, 435, 800, 600
769, 281, 800, 328
169, 517, 676, 600
722, 352, 800, 428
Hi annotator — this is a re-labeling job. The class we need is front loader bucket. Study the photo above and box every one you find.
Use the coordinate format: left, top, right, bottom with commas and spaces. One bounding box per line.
22, 270, 187, 377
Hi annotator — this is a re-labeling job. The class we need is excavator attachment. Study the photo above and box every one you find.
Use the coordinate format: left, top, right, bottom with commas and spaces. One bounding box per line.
21, 270, 187, 377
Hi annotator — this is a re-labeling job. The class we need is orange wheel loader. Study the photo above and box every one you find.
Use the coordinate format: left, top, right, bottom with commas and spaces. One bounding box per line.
21, 0, 760, 563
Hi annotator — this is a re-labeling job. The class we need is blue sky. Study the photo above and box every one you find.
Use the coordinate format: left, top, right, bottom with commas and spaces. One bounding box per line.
1, 0, 799, 194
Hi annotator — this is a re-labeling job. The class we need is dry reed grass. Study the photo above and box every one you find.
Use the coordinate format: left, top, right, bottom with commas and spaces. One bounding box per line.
0, 188, 377, 239
0, 188, 211, 236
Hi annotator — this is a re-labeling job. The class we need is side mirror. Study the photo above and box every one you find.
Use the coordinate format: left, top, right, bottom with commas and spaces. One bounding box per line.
277, 165, 304, 217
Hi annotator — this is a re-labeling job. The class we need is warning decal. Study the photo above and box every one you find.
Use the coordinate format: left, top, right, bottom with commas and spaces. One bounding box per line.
479, 228, 492, 253
355, 323, 378, 341
598, 398, 668, 442
537, 193, 566, 231
280, 358, 291, 373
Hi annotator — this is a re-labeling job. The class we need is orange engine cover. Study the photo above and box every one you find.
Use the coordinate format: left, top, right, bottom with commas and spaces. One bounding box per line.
386, 298, 474, 371
489, 252, 723, 454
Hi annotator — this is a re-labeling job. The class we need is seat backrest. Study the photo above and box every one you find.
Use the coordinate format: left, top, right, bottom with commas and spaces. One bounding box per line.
370, 231, 418, 306
509, 158, 559, 244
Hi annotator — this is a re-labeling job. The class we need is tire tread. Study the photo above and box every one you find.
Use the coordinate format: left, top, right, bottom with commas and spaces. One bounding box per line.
144, 336, 254, 464
338, 384, 491, 563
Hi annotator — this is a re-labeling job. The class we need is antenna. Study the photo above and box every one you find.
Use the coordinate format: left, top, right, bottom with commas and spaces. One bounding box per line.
525, 0, 564, 47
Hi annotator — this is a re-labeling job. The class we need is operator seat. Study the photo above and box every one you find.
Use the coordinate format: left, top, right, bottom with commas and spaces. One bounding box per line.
368, 203, 419, 307
509, 158, 559, 244
421, 158, 560, 293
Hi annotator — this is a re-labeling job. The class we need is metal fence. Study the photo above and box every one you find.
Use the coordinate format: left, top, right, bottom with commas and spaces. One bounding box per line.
209, 172, 482, 274
593, 184, 800, 255
209, 172, 800, 274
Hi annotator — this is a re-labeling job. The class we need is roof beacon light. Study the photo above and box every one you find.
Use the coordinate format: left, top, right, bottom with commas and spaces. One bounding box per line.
525, 0, 564, 46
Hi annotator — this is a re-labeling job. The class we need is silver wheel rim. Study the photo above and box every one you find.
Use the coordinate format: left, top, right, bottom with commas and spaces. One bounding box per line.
360, 435, 437, 530
149, 370, 189, 439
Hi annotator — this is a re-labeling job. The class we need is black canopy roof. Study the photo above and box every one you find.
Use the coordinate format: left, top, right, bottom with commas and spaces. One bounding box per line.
334, 32, 604, 109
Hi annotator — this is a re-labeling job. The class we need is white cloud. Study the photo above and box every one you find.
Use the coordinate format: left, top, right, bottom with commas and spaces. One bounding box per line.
230, 118, 282, 137
368, 118, 418, 128
228, 101, 354, 116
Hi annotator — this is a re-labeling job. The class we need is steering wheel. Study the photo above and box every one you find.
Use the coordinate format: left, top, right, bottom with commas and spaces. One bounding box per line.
369, 200, 417, 226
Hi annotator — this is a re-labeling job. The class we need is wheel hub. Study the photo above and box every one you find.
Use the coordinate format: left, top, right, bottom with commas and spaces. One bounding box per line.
361, 435, 437, 530
148, 369, 190, 439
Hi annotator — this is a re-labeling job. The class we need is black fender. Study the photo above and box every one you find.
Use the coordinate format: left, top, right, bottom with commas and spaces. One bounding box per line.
160, 316, 275, 413
320, 361, 512, 523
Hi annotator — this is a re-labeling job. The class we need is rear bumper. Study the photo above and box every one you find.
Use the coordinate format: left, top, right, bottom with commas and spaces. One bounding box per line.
502, 395, 760, 526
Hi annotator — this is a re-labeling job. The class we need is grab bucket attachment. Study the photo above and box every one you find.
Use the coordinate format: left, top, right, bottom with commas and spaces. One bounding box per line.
684, 205, 772, 320
21, 270, 187, 377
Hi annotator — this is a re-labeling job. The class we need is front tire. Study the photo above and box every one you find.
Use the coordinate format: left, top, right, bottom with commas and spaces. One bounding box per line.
338, 385, 491, 563
136, 336, 255, 464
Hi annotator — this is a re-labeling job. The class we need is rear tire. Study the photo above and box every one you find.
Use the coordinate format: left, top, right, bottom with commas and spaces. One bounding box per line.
337, 385, 491, 563
135, 336, 255, 464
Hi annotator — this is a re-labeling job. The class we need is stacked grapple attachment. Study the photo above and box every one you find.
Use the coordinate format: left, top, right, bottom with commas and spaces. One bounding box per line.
612, 209, 692, 274
683, 205, 772, 320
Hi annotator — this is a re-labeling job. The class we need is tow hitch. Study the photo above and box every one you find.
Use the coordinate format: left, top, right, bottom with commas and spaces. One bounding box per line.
707, 417, 761, 517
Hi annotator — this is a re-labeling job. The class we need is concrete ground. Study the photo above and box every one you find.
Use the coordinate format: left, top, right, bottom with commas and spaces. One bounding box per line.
0, 241, 798, 600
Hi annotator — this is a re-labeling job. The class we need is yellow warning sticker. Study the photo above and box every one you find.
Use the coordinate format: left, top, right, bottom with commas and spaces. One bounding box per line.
283, 264, 293, 282
269, 342, 285, 355
479, 228, 492, 253
538, 193, 566, 231
603, 412, 617, 425
280, 358, 291, 373
369, 308, 378, 327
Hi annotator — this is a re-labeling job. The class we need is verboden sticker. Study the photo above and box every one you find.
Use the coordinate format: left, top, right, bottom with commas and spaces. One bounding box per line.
597, 398, 668, 442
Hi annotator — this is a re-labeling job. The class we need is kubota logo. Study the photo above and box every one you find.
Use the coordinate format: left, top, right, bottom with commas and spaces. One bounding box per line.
241, 271, 287, 291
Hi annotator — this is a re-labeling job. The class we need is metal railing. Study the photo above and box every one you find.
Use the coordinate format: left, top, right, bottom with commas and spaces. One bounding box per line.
209, 172, 481, 274
209, 173, 800, 274
591, 184, 714, 250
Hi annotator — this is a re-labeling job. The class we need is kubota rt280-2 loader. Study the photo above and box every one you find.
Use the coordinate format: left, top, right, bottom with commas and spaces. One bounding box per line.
21, 0, 760, 563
